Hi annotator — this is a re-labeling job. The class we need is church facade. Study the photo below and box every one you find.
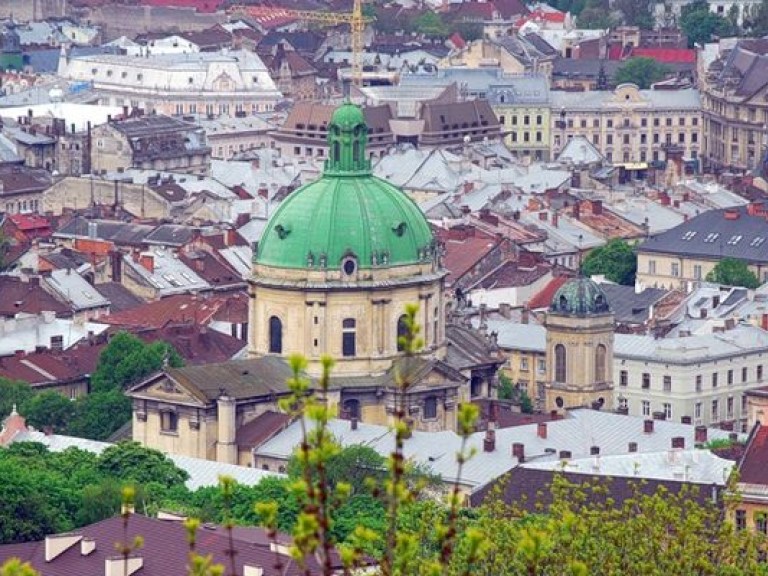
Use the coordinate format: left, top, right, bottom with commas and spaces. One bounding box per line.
129, 103, 502, 465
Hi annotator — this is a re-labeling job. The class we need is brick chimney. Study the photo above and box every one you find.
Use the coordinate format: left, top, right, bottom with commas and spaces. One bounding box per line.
537, 422, 548, 439
591, 199, 603, 215
484, 428, 496, 452
694, 425, 707, 444
351, 417, 358, 431
512, 442, 525, 462
573, 201, 581, 220
139, 254, 154, 274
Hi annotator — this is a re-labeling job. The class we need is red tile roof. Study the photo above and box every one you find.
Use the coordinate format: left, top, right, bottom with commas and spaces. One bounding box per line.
138, 323, 246, 365
0, 276, 70, 317
527, 275, 569, 310
8, 214, 50, 232
139, 0, 225, 12
631, 47, 696, 64
237, 410, 292, 450
739, 423, 768, 485
434, 227, 500, 287
449, 32, 466, 49
0, 342, 103, 387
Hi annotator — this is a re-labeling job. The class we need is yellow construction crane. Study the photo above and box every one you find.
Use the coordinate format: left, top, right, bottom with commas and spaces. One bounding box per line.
228, 1, 369, 86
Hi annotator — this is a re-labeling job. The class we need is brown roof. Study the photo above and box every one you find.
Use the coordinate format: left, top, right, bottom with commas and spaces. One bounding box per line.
180, 25, 233, 50
265, 43, 318, 77
420, 100, 501, 143
738, 423, 768, 485
92, 282, 145, 313
527, 276, 569, 310
0, 276, 71, 317
0, 341, 103, 387
469, 466, 724, 509
0, 166, 51, 197
102, 292, 248, 330
278, 102, 392, 140
237, 410, 292, 450
472, 259, 551, 290
137, 323, 246, 365
0, 514, 338, 575
178, 250, 244, 289
434, 226, 500, 287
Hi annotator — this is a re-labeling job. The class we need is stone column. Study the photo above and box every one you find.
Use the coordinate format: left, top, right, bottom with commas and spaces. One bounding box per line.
216, 394, 237, 465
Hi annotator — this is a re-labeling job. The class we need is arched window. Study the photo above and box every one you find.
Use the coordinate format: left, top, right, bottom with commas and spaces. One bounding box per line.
595, 344, 607, 383
396, 314, 408, 352
424, 396, 437, 419
554, 344, 567, 383
353, 140, 360, 164
343, 399, 360, 419
269, 316, 282, 353
342, 318, 356, 357
471, 376, 483, 397
332, 141, 340, 163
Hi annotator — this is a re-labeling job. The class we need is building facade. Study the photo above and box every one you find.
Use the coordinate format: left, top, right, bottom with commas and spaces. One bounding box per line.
700, 40, 768, 173
550, 85, 702, 177
57, 49, 282, 117
487, 75, 551, 160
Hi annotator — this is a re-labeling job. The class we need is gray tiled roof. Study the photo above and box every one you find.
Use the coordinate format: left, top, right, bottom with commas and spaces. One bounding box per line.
637, 205, 768, 264
598, 284, 668, 325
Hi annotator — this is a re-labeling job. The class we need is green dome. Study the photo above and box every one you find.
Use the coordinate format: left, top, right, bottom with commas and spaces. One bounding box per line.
255, 103, 435, 271
550, 277, 611, 316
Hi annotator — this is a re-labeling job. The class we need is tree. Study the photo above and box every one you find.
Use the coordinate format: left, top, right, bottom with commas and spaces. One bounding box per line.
615, 0, 655, 28
20, 391, 75, 433
96, 442, 188, 489
67, 390, 132, 440
577, 6, 618, 29
614, 57, 671, 89
680, 1, 736, 47
744, 0, 768, 36
90, 332, 183, 393
581, 239, 637, 285
706, 257, 760, 288
412, 11, 448, 38
0, 378, 33, 420
452, 21, 484, 42
288, 443, 387, 493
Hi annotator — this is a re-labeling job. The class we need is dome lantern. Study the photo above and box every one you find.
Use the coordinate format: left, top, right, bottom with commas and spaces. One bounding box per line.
549, 277, 611, 316
325, 102, 370, 175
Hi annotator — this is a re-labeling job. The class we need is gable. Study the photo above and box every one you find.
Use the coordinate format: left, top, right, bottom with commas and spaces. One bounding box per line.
129, 373, 209, 407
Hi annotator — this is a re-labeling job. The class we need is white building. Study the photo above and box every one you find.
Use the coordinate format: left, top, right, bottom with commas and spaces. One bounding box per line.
57, 49, 282, 117
654, 0, 761, 27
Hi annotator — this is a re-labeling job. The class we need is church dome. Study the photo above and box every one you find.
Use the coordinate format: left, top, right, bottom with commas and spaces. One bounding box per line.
255, 102, 435, 271
549, 277, 611, 316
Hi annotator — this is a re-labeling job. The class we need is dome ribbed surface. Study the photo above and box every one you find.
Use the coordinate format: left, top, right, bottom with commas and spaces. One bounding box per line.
550, 277, 611, 315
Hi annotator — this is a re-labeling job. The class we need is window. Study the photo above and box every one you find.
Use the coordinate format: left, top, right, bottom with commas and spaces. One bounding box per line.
653, 133, 660, 144
499, 115, 506, 125
607, 135, 613, 145
648, 260, 656, 274
759, 365, 764, 381
663, 403, 672, 419
623, 134, 630, 145
735, 509, 746, 531
756, 513, 768, 535
554, 344, 567, 383
712, 399, 719, 421
595, 344, 607, 382
694, 264, 702, 279
641, 118, 648, 128
424, 396, 437, 419
692, 117, 699, 126
691, 133, 698, 143
642, 400, 650, 416
593, 119, 599, 128
160, 411, 178, 433
695, 402, 702, 419
666, 118, 672, 127
524, 115, 530, 125
728, 369, 734, 385
640, 134, 647, 144
607, 119, 613, 128
580, 119, 587, 128
396, 315, 408, 352
671, 262, 679, 277
642, 373, 650, 389
696, 374, 702, 392
712, 372, 718, 388
537, 358, 546, 374
511, 116, 518, 125
536, 115, 542, 125
742, 395, 748, 413
727, 396, 734, 419
343, 399, 360, 419
342, 318, 356, 357
743, 367, 748, 382
269, 316, 283, 353
520, 357, 529, 371
678, 133, 685, 144
620, 370, 628, 387
663, 375, 671, 392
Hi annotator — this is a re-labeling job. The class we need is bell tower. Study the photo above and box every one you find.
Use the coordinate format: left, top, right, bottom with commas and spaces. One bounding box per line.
544, 277, 614, 414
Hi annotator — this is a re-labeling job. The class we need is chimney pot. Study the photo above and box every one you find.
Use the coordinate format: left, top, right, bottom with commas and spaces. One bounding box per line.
512, 442, 525, 462
350, 417, 358, 431
484, 428, 496, 452
537, 421, 548, 439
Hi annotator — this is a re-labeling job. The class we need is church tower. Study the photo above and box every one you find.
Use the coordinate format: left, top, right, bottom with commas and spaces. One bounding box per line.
544, 277, 614, 414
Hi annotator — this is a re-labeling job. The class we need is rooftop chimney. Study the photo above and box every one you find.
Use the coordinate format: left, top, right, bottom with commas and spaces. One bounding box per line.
695, 425, 707, 444
671, 437, 685, 449
537, 422, 547, 439
559, 450, 571, 460
512, 442, 525, 462
681, 415, 692, 425
653, 411, 666, 421
350, 417, 358, 431
644, 419, 654, 434
139, 254, 154, 274
628, 442, 638, 453
105, 555, 143, 576
81, 538, 96, 556
590, 445, 600, 455
484, 428, 496, 452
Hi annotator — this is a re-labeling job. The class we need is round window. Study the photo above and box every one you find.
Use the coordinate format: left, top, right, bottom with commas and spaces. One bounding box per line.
342, 258, 357, 275
555, 396, 564, 408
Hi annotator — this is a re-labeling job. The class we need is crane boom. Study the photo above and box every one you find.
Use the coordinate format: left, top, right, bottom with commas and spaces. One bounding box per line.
228, 1, 368, 85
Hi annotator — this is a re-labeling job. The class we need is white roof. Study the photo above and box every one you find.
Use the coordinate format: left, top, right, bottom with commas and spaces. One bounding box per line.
123, 248, 210, 296
0, 103, 122, 132
0, 313, 109, 356
550, 88, 701, 111
254, 409, 737, 489
45, 269, 111, 311
237, 217, 269, 245
12, 431, 279, 490
219, 245, 252, 278
523, 449, 734, 485
609, 196, 685, 234
558, 135, 604, 165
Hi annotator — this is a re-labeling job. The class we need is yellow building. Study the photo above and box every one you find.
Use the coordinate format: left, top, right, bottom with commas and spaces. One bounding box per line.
129, 103, 502, 464
636, 204, 768, 291
440, 38, 554, 79
488, 75, 551, 160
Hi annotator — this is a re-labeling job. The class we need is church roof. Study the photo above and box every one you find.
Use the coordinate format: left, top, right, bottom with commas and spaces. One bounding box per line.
255, 103, 434, 271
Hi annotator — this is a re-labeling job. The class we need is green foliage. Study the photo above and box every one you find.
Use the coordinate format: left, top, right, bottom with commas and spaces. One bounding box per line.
67, 390, 132, 440
20, 390, 75, 433
288, 443, 386, 493
614, 57, 671, 89
706, 257, 760, 288
91, 331, 183, 394
581, 239, 637, 285
97, 442, 189, 489
743, 0, 768, 37
615, 0, 655, 28
498, 372, 515, 400
453, 21, 484, 41
0, 377, 34, 420
681, 1, 737, 47
412, 11, 448, 38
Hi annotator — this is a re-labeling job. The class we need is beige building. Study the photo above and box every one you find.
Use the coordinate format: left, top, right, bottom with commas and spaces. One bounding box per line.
57, 49, 282, 117
636, 204, 768, 291
198, 115, 274, 160
441, 38, 555, 79
90, 115, 211, 176
129, 103, 502, 464
550, 85, 702, 177
700, 40, 768, 173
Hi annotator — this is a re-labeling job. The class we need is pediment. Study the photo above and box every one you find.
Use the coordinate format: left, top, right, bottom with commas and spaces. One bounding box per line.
128, 373, 208, 406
